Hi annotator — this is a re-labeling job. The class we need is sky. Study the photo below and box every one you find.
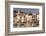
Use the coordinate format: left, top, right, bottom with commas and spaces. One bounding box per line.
13, 8, 39, 14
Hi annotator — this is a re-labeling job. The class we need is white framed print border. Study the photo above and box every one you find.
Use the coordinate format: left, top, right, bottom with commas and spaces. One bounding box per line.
5, 1, 45, 36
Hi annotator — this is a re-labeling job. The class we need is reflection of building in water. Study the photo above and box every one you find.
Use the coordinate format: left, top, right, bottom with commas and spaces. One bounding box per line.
13, 10, 39, 27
